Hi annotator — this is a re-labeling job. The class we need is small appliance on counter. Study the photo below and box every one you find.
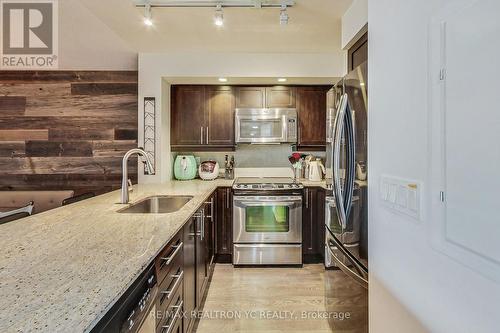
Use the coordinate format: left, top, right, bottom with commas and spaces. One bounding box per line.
308, 159, 326, 181
199, 160, 219, 180
174, 155, 197, 180
356, 161, 367, 181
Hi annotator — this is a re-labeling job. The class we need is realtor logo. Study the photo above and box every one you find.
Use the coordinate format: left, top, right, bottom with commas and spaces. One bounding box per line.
1, 0, 58, 69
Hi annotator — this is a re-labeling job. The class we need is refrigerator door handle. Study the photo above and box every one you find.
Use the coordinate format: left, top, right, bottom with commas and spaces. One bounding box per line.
327, 237, 368, 289
333, 93, 356, 231
343, 94, 356, 223
333, 94, 348, 230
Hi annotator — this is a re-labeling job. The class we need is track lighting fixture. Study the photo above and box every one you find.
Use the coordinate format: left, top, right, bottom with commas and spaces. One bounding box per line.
135, 1, 296, 27
144, 4, 153, 26
214, 4, 224, 27
280, 4, 289, 25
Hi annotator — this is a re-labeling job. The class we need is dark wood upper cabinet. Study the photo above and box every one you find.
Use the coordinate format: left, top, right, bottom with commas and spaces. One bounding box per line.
206, 86, 235, 146
348, 32, 368, 72
171, 85, 234, 150
296, 86, 329, 149
171, 86, 205, 146
172, 85, 328, 151
235, 87, 265, 108
266, 86, 296, 108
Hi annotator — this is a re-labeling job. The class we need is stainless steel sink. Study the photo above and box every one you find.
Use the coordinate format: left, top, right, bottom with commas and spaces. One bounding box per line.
118, 195, 193, 214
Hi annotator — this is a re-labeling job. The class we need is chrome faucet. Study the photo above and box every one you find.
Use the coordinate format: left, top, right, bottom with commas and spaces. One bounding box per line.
121, 148, 155, 204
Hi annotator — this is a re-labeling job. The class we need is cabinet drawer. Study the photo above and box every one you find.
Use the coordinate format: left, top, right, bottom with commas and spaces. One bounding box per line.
157, 281, 184, 333
155, 233, 183, 285
157, 255, 184, 315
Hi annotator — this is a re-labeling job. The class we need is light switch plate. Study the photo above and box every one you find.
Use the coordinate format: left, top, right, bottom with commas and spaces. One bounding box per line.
380, 175, 422, 221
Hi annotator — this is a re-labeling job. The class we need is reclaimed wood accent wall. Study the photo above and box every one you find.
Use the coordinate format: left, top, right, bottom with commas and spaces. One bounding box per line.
0, 71, 139, 195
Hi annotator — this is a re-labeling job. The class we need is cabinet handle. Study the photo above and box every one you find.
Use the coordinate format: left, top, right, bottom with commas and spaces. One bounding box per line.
305, 189, 309, 208
201, 210, 205, 241
200, 127, 203, 144
204, 199, 213, 218
160, 270, 184, 300
206, 126, 209, 145
160, 242, 183, 266
162, 299, 184, 333
226, 188, 230, 209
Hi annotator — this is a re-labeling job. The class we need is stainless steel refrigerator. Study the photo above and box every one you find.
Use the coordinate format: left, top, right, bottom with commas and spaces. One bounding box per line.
324, 62, 368, 332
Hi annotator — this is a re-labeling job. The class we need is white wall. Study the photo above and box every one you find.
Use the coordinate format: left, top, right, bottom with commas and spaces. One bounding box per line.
138, 52, 345, 183
369, 0, 500, 332
58, 0, 137, 70
341, 0, 368, 50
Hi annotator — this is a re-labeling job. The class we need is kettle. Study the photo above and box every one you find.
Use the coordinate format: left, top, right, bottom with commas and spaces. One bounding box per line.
308, 160, 326, 182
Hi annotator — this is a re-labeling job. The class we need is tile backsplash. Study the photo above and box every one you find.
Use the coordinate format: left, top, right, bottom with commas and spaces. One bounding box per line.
174, 144, 326, 169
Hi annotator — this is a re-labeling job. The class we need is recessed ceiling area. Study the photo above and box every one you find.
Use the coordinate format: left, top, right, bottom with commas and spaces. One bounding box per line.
79, 0, 352, 53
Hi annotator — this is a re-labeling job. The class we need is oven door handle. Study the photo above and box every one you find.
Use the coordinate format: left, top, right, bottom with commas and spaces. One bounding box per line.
235, 201, 301, 206
234, 196, 302, 203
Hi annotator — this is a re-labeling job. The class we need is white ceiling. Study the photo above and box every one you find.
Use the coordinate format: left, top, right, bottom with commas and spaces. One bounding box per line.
79, 0, 352, 53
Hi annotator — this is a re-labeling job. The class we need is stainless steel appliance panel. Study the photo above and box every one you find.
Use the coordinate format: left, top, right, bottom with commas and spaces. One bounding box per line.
324, 269, 368, 332
235, 108, 297, 144
325, 230, 368, 289
233, 244, 302, 265
325, 62, 368, 286
233, 195, 302, 244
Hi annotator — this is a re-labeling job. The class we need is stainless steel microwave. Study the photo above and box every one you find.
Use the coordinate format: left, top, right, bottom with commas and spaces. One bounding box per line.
235, 108, 298, 144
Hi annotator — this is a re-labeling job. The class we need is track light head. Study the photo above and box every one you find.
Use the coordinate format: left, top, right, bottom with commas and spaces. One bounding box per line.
214, 4, 224, 26
144, 4, 153, 26
280, 4, 289, 25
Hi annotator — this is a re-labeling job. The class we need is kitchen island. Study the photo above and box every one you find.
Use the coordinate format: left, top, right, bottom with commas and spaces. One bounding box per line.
0, 179, 233, 333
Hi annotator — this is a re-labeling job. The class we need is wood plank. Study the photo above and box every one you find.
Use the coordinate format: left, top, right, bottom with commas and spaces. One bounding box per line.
0, 96, 26, 115
0, 174, 136, 196
0, 116, 137, 130
0, 141, 25, 157
92, 140, 137, 157
0, 70, 138, 196
0, 71, 138, 83
25, 94, 138, 117
114, 129, 138, 140
49, 129, 114, 141
0, 157, 135, 175
71, 83, 137, 95
25, 141, 93, 157
0, 83, 71, 97
0, 129, 48, 141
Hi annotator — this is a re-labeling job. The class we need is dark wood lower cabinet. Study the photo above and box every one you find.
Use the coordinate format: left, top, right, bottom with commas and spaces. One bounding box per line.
215, 187, 233, 263
183, 218, 196, 333
302, 187, 326, 263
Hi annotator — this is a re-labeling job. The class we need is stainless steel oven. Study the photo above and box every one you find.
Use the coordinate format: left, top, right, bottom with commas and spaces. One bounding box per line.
235, 108, 298, 144
232, 179, 303, 265
233, 195, 302, 244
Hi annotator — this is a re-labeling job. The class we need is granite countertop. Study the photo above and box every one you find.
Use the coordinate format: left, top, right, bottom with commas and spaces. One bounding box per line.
0, 179, 233, 333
